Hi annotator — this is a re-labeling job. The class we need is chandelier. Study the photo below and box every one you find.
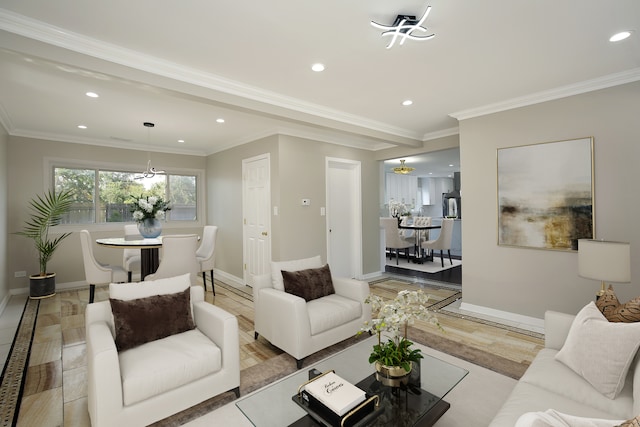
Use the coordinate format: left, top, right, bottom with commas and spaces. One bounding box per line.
135, 122, 166, 179
393, 160, 415, 175
371, 5, 435, 49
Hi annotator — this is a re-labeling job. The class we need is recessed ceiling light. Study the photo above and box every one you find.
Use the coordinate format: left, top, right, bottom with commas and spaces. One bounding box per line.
178, 139, 185, 143
77, 125, 87, 129
449, 164, 454, 167
610, 31, 632, 42
311, 63, 325, 72
402, 100, 413, 106
85, 92, 99, 98
216, 118, 225, 123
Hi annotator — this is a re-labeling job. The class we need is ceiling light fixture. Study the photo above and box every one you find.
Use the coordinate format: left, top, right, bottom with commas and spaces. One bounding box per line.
86, 92, 99, 98
135, 122, 166, 179
216, 118, 225, 123
311, 63, 325, 72
402, 100, 413, 106
610, 31, 632, 42
371, 5, 435, 49
393, 159, 415, 175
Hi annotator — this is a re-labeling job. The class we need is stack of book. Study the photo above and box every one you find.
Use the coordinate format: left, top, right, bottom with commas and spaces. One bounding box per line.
297, 371, 378, 427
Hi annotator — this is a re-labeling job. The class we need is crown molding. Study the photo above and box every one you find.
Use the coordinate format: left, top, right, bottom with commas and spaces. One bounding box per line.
450, 67, 640, 121
0, 8, 420, 141
422, 127, 459, 142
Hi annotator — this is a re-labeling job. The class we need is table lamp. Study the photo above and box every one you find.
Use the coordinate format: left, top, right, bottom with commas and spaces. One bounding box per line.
578, 239, 631, 298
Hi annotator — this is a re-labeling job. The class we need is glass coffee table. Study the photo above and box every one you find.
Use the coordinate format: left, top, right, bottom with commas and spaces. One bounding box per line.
236, 336, 468, 427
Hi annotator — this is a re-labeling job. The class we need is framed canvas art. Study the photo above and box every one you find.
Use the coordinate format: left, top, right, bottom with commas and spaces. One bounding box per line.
497, 137, 594, 251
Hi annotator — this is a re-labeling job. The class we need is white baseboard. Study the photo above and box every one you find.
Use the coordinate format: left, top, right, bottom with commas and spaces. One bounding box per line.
459, 302, 544, 330
358, 271, 384, 281
211, 269, 245, 288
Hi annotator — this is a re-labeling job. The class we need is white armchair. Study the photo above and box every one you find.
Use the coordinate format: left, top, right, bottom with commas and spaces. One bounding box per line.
253, 256, 371, 369
85, 274, 240, 427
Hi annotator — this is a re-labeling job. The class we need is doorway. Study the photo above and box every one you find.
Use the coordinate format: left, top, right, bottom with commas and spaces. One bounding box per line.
326, 157, 362, 279
242, 153, 271, 287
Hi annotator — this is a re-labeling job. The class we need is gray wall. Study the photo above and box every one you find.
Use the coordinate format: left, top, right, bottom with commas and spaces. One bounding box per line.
207, 133, 380, 281
6, 136, 205, 291
460, 81, 640, 318
0, 127, 8, 305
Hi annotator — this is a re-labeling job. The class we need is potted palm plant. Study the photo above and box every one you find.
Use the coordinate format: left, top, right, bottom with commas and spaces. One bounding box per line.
360, 289, 443, 387
16, 189, 74, 299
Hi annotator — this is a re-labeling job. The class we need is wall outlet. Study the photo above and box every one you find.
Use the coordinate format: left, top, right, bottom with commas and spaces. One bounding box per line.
14, 271, 26, 278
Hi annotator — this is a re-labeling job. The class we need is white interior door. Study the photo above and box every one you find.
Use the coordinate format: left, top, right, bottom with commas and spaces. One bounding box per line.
242, 154, 271, 287
326, 157, 362, 278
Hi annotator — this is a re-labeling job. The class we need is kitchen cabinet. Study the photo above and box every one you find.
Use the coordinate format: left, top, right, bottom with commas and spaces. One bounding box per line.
385, 173, 418, 208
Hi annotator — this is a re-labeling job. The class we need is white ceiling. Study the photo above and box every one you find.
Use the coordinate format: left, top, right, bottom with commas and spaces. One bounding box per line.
0, 0, 638, 164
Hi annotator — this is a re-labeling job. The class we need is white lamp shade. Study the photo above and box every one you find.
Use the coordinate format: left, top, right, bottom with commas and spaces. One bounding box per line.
578, 239, 631, 283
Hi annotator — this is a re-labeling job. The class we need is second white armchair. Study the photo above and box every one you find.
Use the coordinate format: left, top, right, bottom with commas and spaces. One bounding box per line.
253, 256, 371, 368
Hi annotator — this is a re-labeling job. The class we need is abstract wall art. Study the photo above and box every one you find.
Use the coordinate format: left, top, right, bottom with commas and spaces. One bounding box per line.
497, 137, 594, 251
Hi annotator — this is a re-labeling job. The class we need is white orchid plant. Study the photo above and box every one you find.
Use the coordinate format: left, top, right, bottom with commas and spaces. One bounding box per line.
129, 195, 171, 222
360, 289, 443, 370
388, 199, 409, 218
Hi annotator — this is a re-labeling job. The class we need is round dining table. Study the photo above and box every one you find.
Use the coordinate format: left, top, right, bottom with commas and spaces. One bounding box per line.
95, 236, 163, 280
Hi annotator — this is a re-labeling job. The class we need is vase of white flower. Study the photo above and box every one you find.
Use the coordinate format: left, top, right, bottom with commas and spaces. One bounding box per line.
359, 289, 443, 387
129, 195, 171, 238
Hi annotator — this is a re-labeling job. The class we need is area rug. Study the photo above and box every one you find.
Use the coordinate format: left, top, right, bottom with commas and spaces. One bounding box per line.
386, 256, 462, 273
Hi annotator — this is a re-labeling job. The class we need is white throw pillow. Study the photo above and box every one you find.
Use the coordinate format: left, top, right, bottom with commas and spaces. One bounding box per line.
270, 256, 322, 291
555, 301, 640, 399
515, 409, 624, 427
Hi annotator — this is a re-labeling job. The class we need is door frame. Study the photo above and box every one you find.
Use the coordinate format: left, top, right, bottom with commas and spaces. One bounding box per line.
242, 153, 271, 287
325, 157, 362, 278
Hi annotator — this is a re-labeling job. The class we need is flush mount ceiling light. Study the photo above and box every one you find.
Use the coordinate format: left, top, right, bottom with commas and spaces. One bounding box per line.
311, 63, 325, 72
371, 5, 435, 49
135, 122, 166, 179
393, 159, 415, 174
610, 31, 632, 42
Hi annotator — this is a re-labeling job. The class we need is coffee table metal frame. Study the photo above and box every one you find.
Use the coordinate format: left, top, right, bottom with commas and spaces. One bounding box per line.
235, 335, 468, 427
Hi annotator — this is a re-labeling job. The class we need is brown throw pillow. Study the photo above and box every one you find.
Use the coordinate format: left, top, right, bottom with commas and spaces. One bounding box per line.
281, 264, 335, 302
596, 285, 640, 323
110, 287, 195, 351
617, 415, 640, 427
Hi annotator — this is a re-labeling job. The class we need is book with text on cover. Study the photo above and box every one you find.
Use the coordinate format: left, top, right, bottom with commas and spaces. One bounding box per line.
302, 371, 366, 416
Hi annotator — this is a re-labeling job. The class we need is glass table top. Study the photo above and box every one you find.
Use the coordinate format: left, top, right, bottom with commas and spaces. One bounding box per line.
235, 335, 468, 427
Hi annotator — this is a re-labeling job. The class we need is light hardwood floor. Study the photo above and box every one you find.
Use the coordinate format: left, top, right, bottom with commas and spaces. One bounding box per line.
1, 276, 544, 426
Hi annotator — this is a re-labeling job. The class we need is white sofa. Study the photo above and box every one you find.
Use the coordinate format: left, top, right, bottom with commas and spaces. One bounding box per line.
253, 256, 371, 368
85, 275, 240, 427
489, 309, 640, 426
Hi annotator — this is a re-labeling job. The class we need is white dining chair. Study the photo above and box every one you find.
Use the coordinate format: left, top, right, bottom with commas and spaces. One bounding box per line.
122, 224, 141, 282
144, 234, 200, 283
79, 230, 127, 303
421, 218, 455, 267
196, 225, 218, 295
380, 217, 413, 265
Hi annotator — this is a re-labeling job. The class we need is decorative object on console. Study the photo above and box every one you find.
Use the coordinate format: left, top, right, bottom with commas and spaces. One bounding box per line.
359, 289, 442, 387
578, 239, 631, 298
595, 285, 640, 323
129, 194, 171, 238
371, 6, 435, 49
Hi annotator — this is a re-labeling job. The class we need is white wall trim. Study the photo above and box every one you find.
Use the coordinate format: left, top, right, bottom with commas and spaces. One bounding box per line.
459, 301, 544, 330
212, 269, 245, 289
450, 67, 640, 121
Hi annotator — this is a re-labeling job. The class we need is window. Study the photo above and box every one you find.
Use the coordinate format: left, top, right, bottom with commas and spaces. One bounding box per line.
54, 166, 198, 224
